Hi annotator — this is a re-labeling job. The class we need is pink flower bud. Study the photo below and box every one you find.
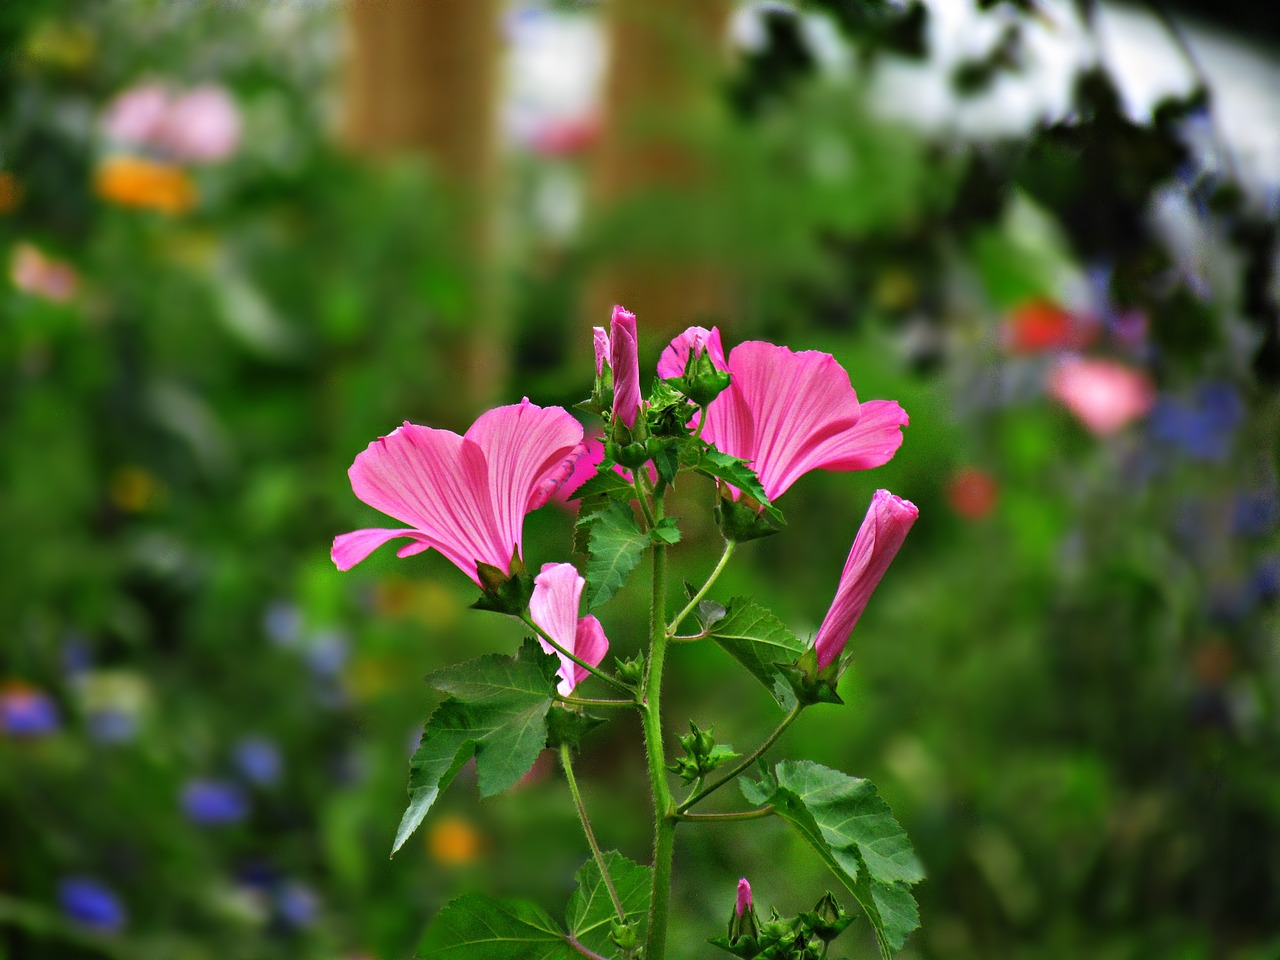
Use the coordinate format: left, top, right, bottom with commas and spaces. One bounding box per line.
592, 326, 610, 377
609, 305, 641, 429
813, 490, 918, 671
735, 878, 752, 917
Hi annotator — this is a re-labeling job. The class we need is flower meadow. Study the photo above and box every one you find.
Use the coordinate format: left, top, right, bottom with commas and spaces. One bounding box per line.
3, 2, 1280, 959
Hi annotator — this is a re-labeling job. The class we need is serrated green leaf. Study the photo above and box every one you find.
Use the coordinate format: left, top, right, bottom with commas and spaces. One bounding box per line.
392, 641, 558, 856
708, 596, 806, 709
578, 499, 648, 608
566, 852, 652, 955
572, 469, 635, 501
651, 517, 681, 545
741, 761, 922, 959
418, 893, 574, 960
697, 450, 784, 524
545, 706, 608, 751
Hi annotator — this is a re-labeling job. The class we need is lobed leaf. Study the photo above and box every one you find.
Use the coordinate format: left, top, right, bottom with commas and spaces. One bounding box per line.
417, 893, 574, 960
566, 852, 652, 955
577, 499, 649, 608
708, 596, 806, 709
392, 640, 559, 856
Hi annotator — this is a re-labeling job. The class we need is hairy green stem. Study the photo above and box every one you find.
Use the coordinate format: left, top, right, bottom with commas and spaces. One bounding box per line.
666, 539, 735, 636
519, 612, 635, 697
676, 704, 802, 813
674, 806, 775, 823
556, 694, 638, 709
561, 744, 626, 923
641, 494, 677, 960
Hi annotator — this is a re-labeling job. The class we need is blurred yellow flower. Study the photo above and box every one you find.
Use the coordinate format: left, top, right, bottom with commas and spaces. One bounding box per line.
343, 656, 398, 702
0, 173, 22, 214
426, 815, 482, 866
95, 156, 196, 214
108, 466, 161, 513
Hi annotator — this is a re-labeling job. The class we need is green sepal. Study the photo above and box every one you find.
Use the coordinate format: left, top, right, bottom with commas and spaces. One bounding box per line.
668, 721, 739, 783
544, 705, 607, 751
650, 438, 682, 487
471, 552, 534, 615
714, 490, 786, 543
647, 378, 695, 439
778, 647, 844, 707
614, 653, 645, 687
800, 892, 854, 945
608, 437, 652, 471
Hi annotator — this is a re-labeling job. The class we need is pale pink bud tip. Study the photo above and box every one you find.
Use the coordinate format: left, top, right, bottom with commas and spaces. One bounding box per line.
609, 305, 641, 430
735, 878, 752, 916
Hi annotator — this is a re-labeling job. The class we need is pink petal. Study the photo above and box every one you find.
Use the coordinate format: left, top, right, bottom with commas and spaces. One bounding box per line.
736, 878, 753, 917
551, 433, 608, 507
609, 305, 641, 429
810, 399, 909, 472
1047, 356, 1154, 435
530, 562, 589, 695
530, 438, 591, 510
593, 326, 610, 377
468, 400, 584, 563
347, 422, 496, 583
813, 490, 918, 670
160, 85, 241, 163
657, 325, 728, 380
101, 83, 171, 146
569, 615, 609, 693
331, 528, 433, 572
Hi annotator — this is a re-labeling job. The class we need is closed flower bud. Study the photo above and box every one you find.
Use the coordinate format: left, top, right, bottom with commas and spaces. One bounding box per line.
728, 877, 760, 943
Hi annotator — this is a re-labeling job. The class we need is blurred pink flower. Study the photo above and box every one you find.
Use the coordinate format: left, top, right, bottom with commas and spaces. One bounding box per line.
10, 243, 78, 303
160, 86, 242, 163
528, 563, 609, 694
527, 115, 600, 158
660, 327, 908, 501
609, 305, 641, 430
100, 83, 170, 146
813, 490, 918, 671
1047, 356, 1154, 435
332, 400, 583, 584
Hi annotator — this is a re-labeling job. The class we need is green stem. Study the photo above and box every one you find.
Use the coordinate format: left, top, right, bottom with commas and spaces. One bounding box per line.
556, 694, 637, 709
674, 806, 774, 823
633, 473, 657, 529
561, 744, 626, 923
641, 494, 677, 960
519, 612, 635, 697
666, 539, 735, 636
676, 704, 802, 813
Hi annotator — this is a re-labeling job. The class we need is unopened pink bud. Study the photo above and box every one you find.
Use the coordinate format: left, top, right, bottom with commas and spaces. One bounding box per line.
735, 877, 752, 917
609, 305, 641, 429
592, 326, 610, 377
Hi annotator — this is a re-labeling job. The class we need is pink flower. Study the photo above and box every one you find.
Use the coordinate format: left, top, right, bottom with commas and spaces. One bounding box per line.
528, 563, 609, 694
160, 86, 241, 163
813, 490, 918, 671
101, 83, 171, 146
10, 243, 78, 303
659, 328, 908, 502
610, 305, 641, 429
735, 878, 753, 917
1047, 356, 1154, 436
332, 400, 583, 585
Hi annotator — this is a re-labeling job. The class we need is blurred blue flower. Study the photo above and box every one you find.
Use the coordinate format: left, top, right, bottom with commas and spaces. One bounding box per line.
263, 601, 302, 648
59, 877, 126, 932
234, 735, 283, 787
182, 779, 250, 825
1150, 381, 1244, 462
1233, 490, 1280, 537
87, 708, 137, 744
1253, 554, 1280, 603
62, 634, 91, 676
0, 686, 60, 737
305, 629, 349, 678
276, 881, 319, 929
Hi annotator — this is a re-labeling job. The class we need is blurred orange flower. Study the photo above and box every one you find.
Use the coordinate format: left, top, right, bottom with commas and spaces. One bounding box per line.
946, 467, 998, 520
94, 156, 195, 214
108, 466, 161, 513
0, 172, 22, 214
426, 815, 482, 866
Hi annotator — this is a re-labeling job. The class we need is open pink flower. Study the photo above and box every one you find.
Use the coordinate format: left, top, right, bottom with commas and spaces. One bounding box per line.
659, 328, 908, 501
160, 86, 241, 163
332, 400, 583, 584
813, 490, 918, 670
101, 83, 171, 146
528, 563, 609, 694
1047, 356, 1154, 436
610, 305, 641, 429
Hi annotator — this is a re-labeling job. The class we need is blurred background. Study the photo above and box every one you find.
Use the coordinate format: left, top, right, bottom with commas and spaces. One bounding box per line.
2, 0, 1279, 958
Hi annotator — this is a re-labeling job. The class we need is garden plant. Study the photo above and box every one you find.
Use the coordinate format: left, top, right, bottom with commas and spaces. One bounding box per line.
334, 307, 923, 960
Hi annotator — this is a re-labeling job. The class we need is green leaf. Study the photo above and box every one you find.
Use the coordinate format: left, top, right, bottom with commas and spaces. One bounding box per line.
651, 516, 682, 545
418, 893, 574, 960
708, 596, 806, 709
566, 852, 652, 955
571, 469, 635, 501
545, 706, 607, 751
577, 499, 649, 608
741, 761, 923, 959
392, 640, 559, 856
697, 450, 784, 525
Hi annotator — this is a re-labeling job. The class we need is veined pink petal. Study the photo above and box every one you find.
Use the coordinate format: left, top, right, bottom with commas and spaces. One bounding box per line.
813, 490, 918, 671
337, 402, 582, 584
809, 399, 909, 472
610, 305, 641, 429
530, 438, 591, 510
332, 528, 434, 572
469, 399, 584, 560
593, 326, 610, 377
657, 325, 728, 380
530, 563, 609, 694
551, 433, 608, 506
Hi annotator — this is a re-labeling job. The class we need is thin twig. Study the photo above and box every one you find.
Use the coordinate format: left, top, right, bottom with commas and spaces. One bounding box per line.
674, 806, 775, 823
677, 705, 802, 813
561, 745, 627, 924
666, 539, 735, 636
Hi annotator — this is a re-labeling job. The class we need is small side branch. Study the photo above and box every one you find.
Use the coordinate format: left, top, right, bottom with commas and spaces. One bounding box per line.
674, 806, 774, 823
561, 744, 627, 924
676, 704, 802, 813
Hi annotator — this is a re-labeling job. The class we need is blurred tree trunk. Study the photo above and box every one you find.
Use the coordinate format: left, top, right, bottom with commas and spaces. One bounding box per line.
587, 0, 735, 336
344, 0, 506, 423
